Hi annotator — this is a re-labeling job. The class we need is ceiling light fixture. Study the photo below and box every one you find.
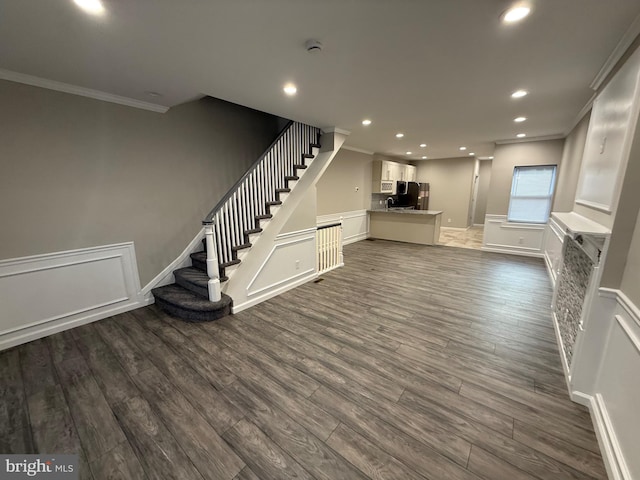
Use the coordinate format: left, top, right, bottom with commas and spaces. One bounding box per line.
419, 143, 427, 148
396, 133, 404, 138
283, 84, 297, 96
511, 89, 528, 98
469, 152, 475, 156
517, 133, 527, 138
362, 119, 372, 126
73, 0, 105, 15
514, 116, 527, 123
459, 146, 467, 151
406, 151, 413, 155
502, 4, 531, 24
422, 156, 427, 159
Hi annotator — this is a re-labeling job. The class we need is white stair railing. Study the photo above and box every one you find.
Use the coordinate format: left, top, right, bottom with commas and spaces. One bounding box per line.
203, 121, 321, 301
316, 219, 343, 274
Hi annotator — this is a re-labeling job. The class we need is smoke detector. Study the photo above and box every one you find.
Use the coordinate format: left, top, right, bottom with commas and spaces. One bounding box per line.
305, 39, 323, 53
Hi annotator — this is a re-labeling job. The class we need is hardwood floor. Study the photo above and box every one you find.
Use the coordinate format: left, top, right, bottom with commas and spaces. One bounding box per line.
0, 240, 607, 479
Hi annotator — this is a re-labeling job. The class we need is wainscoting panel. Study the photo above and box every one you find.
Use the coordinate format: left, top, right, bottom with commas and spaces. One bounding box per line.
317, 209, 368, 245
482, 214, 545, 257
543, 217, 565, 287
570, 289, 639, 480
231, 229, 317, 313
0, 243, 145, 350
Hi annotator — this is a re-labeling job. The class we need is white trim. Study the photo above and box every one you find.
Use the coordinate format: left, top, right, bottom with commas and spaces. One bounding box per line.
481, 245, 544, 258
494, 133, 564, 145
592, 394, 631, 480
317, 209, 368, 245
0, 68, 169, 113
590, 14, 640, 91
498, 223, 546, 231
340, 145, 375, 155
616, 314, 640, 354
551, 311, 573, 384
575, 199, 613, 214
246, 234, 316, 294
0, 243, 148, 351
276, 227, 317, 240
321, 127, 351, 136
231, 270, 317, 314
602, 287, 640, 324
141, 228, 205, 298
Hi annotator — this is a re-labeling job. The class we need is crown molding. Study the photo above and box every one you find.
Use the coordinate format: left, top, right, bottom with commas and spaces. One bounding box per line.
0, 69, 169, 113
590, 13, 640, 91
341, 145, 375, 155
495, 133, 565, 145
564, 92, 596, 137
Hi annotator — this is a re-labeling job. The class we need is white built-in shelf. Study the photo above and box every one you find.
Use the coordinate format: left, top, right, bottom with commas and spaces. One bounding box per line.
552, 212, 611, 238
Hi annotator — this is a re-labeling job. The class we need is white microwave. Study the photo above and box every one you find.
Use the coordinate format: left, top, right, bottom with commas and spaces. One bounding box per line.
380, 180, 394, 193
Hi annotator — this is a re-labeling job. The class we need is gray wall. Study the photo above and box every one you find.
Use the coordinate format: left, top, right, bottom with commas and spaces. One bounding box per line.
473, 160, 492, 225
621, 207, 640, 305
416, 157, 475, 228
0, 80, 281, 285
316, 148, 373, 216
553, 112, 591, 212
486, 139, 565, 216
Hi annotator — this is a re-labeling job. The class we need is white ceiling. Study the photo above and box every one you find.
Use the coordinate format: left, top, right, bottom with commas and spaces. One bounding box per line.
2, 0, 640, 160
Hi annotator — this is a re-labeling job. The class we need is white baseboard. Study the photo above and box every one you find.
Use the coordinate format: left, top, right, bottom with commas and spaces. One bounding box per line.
141, 227, 205, 300
481, 246, 545, 258
0, 243, 147, 351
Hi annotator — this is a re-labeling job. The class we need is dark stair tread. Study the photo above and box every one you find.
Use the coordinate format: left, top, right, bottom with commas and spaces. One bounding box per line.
220, 259, 241, 268
245, 228, 263, 235
294, 164, 308, 169
255, 214, 273, 220
266, 201, 282, 206
310, 143, 321, 148
302, 153, 314, 159
174, 266, 209, 297
276, 188, 291, 193
285, 175, 299, 181
190, 251, 207, 263
232, 242, 251, 252
152, 284, 232, 322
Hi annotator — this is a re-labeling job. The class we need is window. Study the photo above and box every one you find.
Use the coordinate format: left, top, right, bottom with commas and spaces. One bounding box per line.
507, 165, 557, 223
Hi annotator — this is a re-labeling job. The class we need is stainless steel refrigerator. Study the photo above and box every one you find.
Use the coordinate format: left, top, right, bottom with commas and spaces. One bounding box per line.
398, 182, 429, 210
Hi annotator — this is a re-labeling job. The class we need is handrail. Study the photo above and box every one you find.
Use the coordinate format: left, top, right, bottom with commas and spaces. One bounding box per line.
203, 120, 294, 224
317, 222, 342, 230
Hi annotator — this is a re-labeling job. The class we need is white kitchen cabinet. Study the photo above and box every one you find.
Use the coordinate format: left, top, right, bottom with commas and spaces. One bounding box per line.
405, 165, 417, 182
372, 159, 416, 192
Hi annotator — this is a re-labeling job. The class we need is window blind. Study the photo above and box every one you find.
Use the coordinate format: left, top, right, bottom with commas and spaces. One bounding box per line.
507, 165, 556, 223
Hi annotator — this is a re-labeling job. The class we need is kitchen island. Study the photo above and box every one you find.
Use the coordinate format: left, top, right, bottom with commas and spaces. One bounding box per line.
368, 209, 443, 245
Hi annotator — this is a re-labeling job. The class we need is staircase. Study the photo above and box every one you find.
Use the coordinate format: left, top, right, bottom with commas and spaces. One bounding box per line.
152, 121, 322, 322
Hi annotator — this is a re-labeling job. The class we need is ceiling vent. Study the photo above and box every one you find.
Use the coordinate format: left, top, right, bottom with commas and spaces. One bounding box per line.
305, 39, 323, 53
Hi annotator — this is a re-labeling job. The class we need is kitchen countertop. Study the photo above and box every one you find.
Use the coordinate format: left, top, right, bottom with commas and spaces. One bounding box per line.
368, 209, 443, 216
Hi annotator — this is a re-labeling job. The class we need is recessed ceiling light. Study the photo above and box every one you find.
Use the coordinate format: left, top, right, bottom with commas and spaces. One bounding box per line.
406, 151, 413, 155
73, 0, 105, 15
395, 133, 404, 138
422, 156, 427, 159
502, 5, 531, 24
469, 152, 475, 156
517, 133, 527, 138
283, 83, 297, 96
514, 116, 527, 123
511, 89, 528, 98
362, 119, 372, 126
419, 143, 427, 148
459, 146, 467, 151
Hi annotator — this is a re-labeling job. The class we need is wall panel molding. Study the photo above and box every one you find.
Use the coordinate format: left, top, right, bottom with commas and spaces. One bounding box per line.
317, 209, 368, 245
482, 214, 545, 257
0, 243, 147, 350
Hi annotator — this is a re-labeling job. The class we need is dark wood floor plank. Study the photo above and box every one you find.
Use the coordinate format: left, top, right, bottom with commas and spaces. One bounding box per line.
54, 357, 127, 462
0, 348, 32, 448
94, 318, 153, 376
113, 311, 165, 353
223, 380, 368, 480
513, 420, 607, 479
326, 422, 429, 480
47, 330, 82, 364
89, 441, 148, 480
19, 338, 57, 396
214, 346, 338, 440
467, 445, 539, 480
112, 395, 205, 480
132, 366, 245, 480
144, 345, 244, 434
310, 386, 479, 480
233, 466, 260, 480
222, 419, 315, 480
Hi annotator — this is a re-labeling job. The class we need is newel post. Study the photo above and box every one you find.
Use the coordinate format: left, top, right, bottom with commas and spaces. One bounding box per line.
203, 221, 221, 302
